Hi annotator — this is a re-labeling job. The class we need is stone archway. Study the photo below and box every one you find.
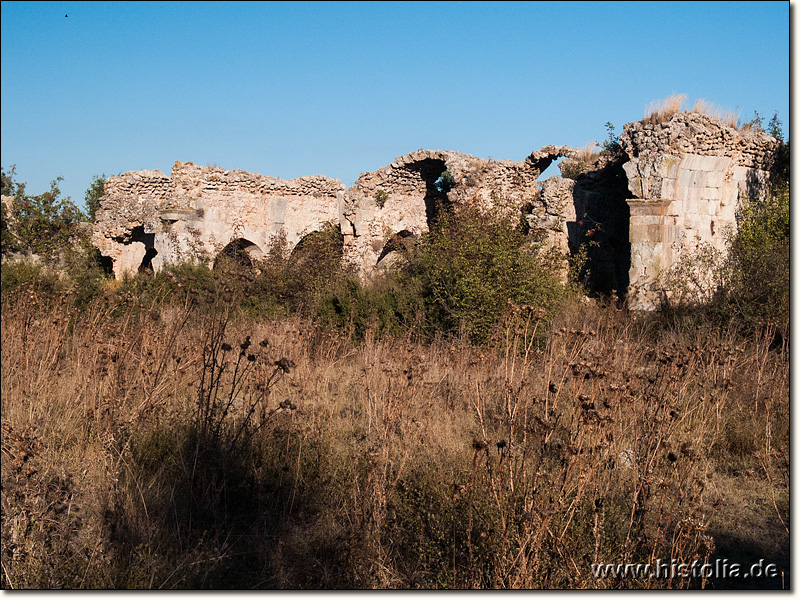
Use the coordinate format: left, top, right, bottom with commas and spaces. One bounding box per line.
376, 229, 416, 266
408, 158, 451, 227
215, 238, 265, 270
289, 225, 344, 269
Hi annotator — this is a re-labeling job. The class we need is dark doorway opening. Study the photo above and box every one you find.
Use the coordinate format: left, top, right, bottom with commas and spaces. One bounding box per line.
571, 156, 631, 299
215, 238, 265, 271
405, 158, 452, 227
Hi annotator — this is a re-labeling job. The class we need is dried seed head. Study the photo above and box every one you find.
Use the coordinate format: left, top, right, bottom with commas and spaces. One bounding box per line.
472, 438, 488, 451
275, 357, 296, 373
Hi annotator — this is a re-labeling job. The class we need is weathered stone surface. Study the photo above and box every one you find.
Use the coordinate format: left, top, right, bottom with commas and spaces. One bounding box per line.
620, 112, 778, 310
94, 148, 581, 280
92, 161, 344, 279
340, 147, 578, 274
90, 111, 778, 313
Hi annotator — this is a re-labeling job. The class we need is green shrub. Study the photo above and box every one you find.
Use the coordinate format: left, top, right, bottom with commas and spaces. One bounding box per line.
317, 276, 422, 342
1, 167, 87, 258
284, 223, 349, 311
727, 179, 789, 336
398, 205, 569, 344
0, 260, 65, 299
374, 189, 389, 209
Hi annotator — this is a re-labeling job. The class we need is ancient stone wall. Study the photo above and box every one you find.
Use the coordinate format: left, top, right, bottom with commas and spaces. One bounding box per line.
339, 146, 577, 273
91, 112, 778, 312
93, 148, 582, 281
619, 113, 777, 310
92, 161, 344, 279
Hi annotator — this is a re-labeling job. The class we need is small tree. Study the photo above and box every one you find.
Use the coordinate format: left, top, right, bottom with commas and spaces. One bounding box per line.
84, 174, 107, 222
1, 166, 87, 257
601, 121, 621, 154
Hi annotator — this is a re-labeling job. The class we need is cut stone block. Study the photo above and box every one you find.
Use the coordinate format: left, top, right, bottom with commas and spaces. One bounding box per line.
705, 171, 725, 188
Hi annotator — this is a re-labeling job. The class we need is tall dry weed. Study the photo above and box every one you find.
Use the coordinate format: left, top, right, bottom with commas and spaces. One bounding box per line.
1, 288, 788, 589
691, 99, 739, 129
644, 93, 687, 124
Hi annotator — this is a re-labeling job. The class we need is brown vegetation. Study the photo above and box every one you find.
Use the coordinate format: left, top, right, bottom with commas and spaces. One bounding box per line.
1, 283, 788, 589
1, 165, 790, 589
644, 93, 739, 129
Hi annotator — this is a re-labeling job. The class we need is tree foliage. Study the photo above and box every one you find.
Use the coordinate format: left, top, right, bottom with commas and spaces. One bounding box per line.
84, 174, 107, 222
726, 176, 789, 334
1, 166, 88, 257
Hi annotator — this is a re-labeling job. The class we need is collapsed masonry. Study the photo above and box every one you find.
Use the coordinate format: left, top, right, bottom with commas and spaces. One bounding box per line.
92, 112, 778, 310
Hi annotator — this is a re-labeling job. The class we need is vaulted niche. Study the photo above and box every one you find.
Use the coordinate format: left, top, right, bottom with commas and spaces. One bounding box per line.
215, 238, 265, 270
406, 158, 451, 227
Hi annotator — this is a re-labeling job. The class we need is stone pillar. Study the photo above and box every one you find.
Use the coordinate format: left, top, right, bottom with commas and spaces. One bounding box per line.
626, 198, 680, 311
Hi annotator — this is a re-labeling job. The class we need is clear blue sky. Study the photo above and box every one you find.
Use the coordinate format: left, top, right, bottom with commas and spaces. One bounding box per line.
1, 1, 790, 210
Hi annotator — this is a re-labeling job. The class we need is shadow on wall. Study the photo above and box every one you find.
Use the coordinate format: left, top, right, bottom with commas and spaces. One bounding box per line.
128, 226, 158, 274
571, 156, 631, 298
407, 158, 451, 227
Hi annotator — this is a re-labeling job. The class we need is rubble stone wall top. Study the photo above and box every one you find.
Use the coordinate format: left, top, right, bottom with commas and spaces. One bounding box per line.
621, 112, 777, 170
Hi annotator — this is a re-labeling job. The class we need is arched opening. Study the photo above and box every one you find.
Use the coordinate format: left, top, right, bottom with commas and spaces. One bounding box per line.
540, 156, 567, 180
289, 225, 344, 269
215, 238, 265, 271
126, 225, 158, 275
377, 229, 417, 264
405, 158, 451, 227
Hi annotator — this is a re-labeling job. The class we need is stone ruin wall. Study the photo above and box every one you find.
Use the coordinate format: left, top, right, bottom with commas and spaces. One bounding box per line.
92, 161, 344, 279
619, 113, 777, 310
91, 112, 778, 310
93, 148, 580, 281
339, 146, 578, 272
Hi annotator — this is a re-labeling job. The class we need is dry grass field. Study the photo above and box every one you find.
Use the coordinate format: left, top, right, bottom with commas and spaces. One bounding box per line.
0, 280, 788, 589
